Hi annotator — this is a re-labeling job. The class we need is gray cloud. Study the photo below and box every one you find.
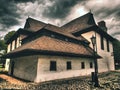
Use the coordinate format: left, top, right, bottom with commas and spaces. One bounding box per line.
0, 0, 120, 41
0, 0, 19, 29
42, 0, 85, 19
14, 0, 36, 3
0, 0, 36, 32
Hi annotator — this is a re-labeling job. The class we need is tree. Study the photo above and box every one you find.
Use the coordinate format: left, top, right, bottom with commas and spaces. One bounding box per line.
0, 40, 6, 50
4, 31, 16, 43
113, 39, 120, 69
0, 31, 16, 52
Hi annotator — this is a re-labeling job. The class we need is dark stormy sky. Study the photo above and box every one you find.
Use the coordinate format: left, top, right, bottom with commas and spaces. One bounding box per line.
0, 0, 120, 40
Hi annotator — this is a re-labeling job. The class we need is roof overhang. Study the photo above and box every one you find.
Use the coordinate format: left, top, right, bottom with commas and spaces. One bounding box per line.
2, 49, 101, 59
6, 28, 34, 44
72, 25, 115, 42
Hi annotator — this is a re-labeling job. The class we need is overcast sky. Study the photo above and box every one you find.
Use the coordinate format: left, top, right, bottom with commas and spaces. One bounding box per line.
0, 0, 120, 40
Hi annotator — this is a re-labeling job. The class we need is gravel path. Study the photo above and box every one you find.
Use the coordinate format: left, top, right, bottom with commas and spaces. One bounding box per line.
0, 71, 120, 90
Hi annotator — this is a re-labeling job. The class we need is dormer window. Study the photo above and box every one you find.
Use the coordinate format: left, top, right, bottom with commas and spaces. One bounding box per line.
65, 38, 68, 41
51, 35, 55, 38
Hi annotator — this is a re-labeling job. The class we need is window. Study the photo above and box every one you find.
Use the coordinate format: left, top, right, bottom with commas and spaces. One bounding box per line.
90, 62, 93, 68
50, 61, 56, 71
67, 61, 71, 70
106, 39, 110, 52
81, 62, 85, 69
100, 36, 104, 50
15, 39, 17, 49
10, 43, 12, 51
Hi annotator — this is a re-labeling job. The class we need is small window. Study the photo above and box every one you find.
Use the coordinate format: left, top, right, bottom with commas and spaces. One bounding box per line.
81, 62, 85, 69
50, 61, 56, 71
51, 35, 55, 38
90, 62, 93, 68
100, 36, 104, 50
10, 43, 12, 51
15, 39, 17, 49
65, 38, 68, 41
67, 61, 71, 70
106, 39, 110, 52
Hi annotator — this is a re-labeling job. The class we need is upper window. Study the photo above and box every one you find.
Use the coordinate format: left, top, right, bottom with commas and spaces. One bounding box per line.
106, 39, 110, 52
10, 43, 12, 51
15, 39, 17, 49
50, 61, 56, 71
100, 35, 104, 50
67, 61, 72, 70
81, 62, 85, 69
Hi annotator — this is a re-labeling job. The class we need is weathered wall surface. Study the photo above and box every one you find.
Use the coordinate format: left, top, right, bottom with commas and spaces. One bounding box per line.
82, 31, 115, 72
5, 36, 22, 71
35, 55, 94, 82
10, 56, 38, 81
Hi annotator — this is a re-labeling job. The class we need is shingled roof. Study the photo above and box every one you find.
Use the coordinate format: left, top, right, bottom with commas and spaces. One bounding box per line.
23, 18, 89, 44
61, 12, 96, 33
4, 36, 96, 58
24, 17, 46, 32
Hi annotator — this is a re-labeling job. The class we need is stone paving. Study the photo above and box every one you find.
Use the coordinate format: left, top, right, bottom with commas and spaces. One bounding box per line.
0, 71, 120, 90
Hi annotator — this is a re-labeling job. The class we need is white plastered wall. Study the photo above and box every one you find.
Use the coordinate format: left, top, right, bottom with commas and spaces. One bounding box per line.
35, 55, 94, 83
81, 31, 115, 72
9, 56, 38, 81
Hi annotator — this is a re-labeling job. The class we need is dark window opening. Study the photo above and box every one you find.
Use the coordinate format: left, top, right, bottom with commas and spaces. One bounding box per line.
50, 61, 56, 71
100, 36, 104, 50
15, 39, 17, 49
67, 61, 71, 70
107, 39, 110, 52
90, 62, 93, 68
10, 43, 12, 51
81, 62, 85, 69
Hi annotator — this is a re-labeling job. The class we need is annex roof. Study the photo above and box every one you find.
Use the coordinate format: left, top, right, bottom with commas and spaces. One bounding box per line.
4, 36, 97, 58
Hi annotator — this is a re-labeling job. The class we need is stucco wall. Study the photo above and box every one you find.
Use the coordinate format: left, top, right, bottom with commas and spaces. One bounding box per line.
35, 55, 94, 82
10, 56, 38, 81
81, 31, 115, 72
5, 36, 22, 71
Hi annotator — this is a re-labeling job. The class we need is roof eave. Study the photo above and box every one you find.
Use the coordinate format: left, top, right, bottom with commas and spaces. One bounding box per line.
72, 25, 115, 42
2, 49, 97, 59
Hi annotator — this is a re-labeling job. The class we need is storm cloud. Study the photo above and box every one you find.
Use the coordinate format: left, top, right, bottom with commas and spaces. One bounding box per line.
42, 0, 85, 19
0, 0, 19, 28
0, 0, 120, 40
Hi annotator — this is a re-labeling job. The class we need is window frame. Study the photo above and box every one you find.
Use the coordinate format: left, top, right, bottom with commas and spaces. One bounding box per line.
106, 39, 110, 52
66, 61, 72, 70
50, 61, 57, 71
100, 35, 104, 50
90, 62, 93, 68
81, 62, 85, 69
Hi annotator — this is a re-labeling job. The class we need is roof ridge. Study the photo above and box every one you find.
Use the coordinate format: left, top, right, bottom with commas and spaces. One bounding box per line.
27, 17, 46, 24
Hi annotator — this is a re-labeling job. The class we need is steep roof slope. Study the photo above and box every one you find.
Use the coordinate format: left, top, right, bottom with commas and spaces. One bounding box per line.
61, 12, 96, 33
23, 18, 89, 44
24, 17, 46, 32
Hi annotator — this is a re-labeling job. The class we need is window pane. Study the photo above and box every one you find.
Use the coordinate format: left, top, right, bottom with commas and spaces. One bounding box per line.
67, 61, 71, 70
107, 39, 110, 52
90, 62, 93, 68
50, 61, 56, 71
81, 62, 85, 69
101, 36, 104, 50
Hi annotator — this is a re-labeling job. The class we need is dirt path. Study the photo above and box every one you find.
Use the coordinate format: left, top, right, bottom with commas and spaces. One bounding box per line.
0, 74, 26, 85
